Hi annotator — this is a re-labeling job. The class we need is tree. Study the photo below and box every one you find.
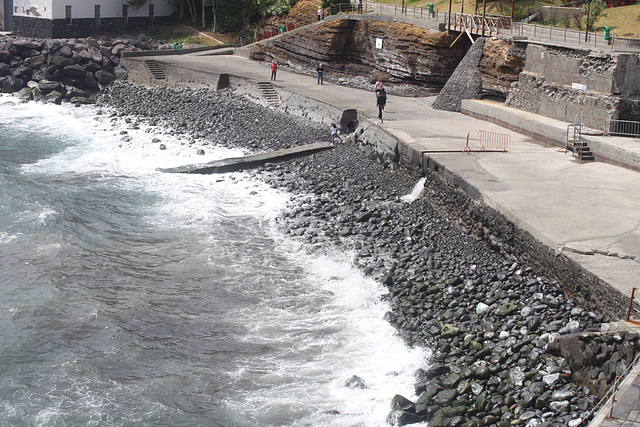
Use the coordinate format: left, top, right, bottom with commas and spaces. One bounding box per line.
583, 0, 607, 34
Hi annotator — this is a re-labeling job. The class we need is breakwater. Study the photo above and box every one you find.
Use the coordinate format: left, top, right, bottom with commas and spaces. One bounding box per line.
0, 34, 167, 103
97, 81, 620, 426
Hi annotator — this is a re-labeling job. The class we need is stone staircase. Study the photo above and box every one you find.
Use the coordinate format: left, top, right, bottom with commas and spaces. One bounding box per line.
257, 82, 279, 107
144, 60, 166, 80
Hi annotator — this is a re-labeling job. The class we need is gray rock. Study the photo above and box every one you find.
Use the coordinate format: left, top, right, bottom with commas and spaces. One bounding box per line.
95, 70, 116, 85
15, 87, 32, 102
62, 64, 87, 78
44, 90, 64, 104
1, 76, 24, 93
345, 375, 367, 389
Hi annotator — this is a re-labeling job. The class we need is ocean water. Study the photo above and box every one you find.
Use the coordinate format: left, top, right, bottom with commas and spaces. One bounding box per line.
0, 97, 429, 426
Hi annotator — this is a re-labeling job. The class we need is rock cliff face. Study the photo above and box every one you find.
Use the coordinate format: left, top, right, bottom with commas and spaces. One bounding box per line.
250, 17, 469, 87
433, 37, 525, 111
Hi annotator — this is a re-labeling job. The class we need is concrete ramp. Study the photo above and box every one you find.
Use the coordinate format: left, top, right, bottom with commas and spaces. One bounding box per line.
158, 141, 335, 174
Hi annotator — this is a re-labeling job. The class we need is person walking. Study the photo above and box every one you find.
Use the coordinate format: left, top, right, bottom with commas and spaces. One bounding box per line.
316, 63, 324, 85
376, 89, 387, 123
357, 0, 363, 14
374, 78, 384, 92
331, 123, 341, 142
317, 7, 323, 21
270, 60, 278, 81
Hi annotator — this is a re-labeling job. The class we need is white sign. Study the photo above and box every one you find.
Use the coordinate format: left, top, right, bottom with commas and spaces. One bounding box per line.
572, 83, 587, 91
375, 38, 383, 49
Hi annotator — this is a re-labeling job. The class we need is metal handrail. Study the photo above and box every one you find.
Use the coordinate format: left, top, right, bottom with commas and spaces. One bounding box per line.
577, 351, 640, 425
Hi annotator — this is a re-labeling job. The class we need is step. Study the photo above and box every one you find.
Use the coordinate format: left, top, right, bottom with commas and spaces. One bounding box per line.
143, 60, 166, 80
257, 82, 280, 107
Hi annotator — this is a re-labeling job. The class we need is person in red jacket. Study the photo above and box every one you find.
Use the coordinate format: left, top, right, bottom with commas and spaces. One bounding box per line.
271, 60, 278, 81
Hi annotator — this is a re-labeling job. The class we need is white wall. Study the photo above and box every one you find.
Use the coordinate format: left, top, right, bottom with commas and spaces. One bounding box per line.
53, 0, 175, 19
14, 0, 175, 20
13, 0, 53, 19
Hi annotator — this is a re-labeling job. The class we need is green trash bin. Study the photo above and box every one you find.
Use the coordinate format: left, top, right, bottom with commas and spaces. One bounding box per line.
604, 26, 611, 41
280, 25, 285, 34
429, 3, 434, 14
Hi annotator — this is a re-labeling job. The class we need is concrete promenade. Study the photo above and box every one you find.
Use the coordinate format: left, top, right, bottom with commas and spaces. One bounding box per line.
123, 48, 640, 427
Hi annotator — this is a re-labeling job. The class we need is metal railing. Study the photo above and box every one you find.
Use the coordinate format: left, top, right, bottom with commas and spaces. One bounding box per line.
250, 0, 638, 50
358, 0, 621, 50
446, 13, 512, 36
478, 130, 511, 151
608, 119, 640, 137
577, 351, 640, 425
575, 113, 608, 135
255, 22, 297, 42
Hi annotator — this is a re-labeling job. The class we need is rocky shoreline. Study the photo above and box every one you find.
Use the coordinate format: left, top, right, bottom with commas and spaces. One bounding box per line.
0, 34, 172, 104
96, 81, 611, 426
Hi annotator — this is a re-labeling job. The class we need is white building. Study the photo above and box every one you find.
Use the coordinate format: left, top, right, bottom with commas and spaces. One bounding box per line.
11, 0, 176, 38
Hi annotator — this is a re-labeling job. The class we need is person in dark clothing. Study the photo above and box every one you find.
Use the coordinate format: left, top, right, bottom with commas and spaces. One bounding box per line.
317, 63, 324, 85
345, 119, 358, 135
376, 89, 386, 123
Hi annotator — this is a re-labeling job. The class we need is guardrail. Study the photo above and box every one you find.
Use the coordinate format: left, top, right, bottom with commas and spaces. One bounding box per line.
255, 22, 297, 42
608, 119, 640, 137
358, 0, 626, 50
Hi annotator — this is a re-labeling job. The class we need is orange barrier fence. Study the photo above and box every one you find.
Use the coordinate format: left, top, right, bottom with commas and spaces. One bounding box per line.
478, 130, 510, 152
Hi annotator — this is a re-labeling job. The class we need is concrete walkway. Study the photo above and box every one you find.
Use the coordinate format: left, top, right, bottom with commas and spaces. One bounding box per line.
124, 50, 640, 312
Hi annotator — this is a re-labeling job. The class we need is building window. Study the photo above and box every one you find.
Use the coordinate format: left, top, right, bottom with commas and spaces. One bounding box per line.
95, 5, 101, 26
149, 4, 155, 23
65, 5, 72, 25
122, 5, 128, 24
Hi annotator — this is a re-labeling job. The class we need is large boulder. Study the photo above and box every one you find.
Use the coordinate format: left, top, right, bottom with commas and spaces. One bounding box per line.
59, 45, 73, 58
62, 64, 87, 78
15, 87, 32, 102
13, 39, 43, 51
24, 54, 46, 69
79, 47, 103, 64
1, 76, 25, 93
0, 63, 10, 77
111, 43, 128, 56
82, 72, 98, 89
0, 50, 11, 63
51, 55, 75, 68
44, 90, 64, 104
38, 79, 61, 92
95, 70, 115, 85
43, 39, 61, 54
11, 66, 32, 80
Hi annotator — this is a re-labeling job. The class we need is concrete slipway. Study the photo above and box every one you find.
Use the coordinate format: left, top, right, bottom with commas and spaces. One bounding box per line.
123, 50, 640, 425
